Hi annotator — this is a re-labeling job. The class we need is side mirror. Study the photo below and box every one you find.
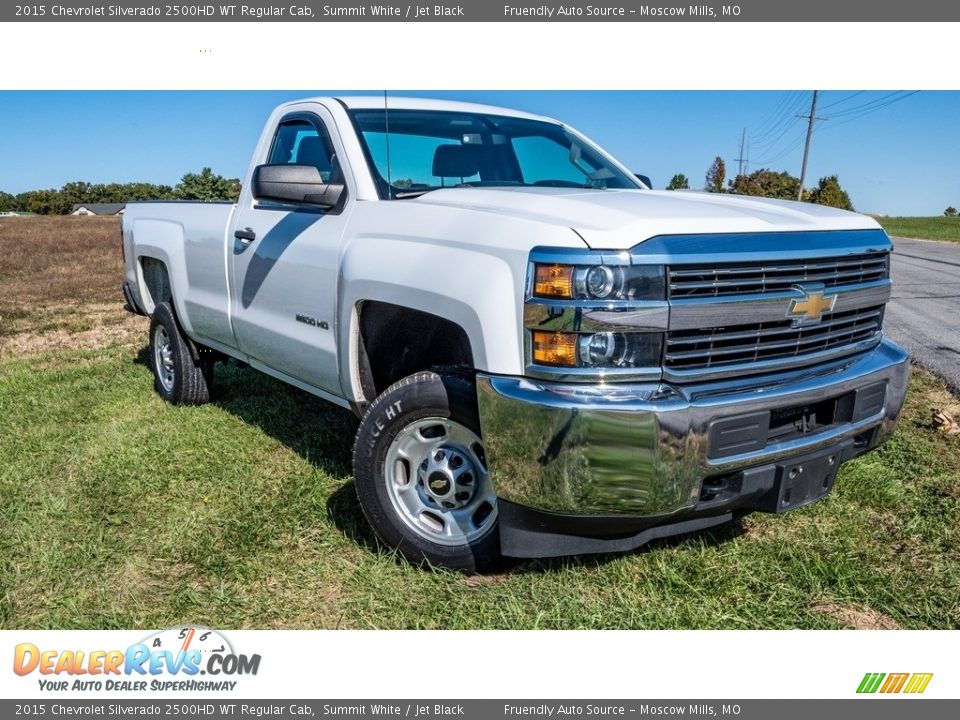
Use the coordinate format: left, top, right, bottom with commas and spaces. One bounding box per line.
252, 164, 344, 210
634, 173, 652, 189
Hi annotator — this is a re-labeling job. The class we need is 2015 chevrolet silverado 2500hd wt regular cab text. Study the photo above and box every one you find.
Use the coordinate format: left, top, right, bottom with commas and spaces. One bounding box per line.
122, 96, 910, 572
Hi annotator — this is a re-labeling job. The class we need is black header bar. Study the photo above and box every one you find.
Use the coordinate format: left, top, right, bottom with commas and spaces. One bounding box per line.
5, 0, 958, 22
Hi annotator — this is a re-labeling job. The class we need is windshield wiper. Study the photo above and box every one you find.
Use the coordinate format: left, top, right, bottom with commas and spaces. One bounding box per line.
394, 183, 474, 199
394, 182, 516, 199
393, 189, 437, 199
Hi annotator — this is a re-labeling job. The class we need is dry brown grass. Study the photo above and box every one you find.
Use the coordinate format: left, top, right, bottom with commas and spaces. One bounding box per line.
813, 602, 902, 630
0, 216, 137, 357
0, 302, 146, 359
0, 216, 123, 305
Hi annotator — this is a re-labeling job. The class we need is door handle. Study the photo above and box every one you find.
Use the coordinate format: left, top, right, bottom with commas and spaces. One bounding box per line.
234, 227, 256, 244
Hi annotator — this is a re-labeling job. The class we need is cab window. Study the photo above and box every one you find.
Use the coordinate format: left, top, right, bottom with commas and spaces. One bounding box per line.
268, 118, 337, 183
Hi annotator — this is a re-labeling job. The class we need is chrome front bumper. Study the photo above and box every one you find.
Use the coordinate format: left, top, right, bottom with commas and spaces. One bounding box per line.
476, 338, 910, 517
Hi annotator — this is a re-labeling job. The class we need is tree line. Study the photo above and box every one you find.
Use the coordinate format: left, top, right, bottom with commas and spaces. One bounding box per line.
0, 168, 240, 215
666, 156, 854, 211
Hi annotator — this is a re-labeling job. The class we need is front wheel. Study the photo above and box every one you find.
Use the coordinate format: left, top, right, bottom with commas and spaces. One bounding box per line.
352, 371, 505, 573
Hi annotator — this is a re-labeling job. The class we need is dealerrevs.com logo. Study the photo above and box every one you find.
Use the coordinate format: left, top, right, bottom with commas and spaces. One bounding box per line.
13, 627, 261, 692
857, 672, 933, 694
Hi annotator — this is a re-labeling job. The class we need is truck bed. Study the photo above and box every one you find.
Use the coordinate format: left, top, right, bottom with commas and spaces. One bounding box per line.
123, 201, 237, 349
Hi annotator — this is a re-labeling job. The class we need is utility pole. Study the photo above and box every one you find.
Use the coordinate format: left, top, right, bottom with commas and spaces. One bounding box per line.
735, 128, 747, 177
797, 90, 825, 201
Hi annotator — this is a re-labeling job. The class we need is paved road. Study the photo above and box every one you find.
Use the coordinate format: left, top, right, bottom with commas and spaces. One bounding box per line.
886, 237, 960, 391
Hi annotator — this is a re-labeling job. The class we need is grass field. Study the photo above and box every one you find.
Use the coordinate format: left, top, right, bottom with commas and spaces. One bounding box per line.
875, 216, 960, 243
1, 217, 959, 630
0, 216, 144, 358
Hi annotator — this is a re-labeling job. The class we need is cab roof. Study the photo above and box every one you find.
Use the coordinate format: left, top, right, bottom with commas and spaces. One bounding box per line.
280, 95, 557, 124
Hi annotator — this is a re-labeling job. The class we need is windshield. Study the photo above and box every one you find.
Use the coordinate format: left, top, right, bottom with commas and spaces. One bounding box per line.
349, 108, 642, 199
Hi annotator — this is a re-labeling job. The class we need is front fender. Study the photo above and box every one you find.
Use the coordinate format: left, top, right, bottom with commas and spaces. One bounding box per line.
337, 236, 524, 402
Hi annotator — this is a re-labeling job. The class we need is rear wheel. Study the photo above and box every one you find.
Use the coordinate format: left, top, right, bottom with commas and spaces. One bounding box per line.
352, 371, 504, 573
149, 301, 213, 405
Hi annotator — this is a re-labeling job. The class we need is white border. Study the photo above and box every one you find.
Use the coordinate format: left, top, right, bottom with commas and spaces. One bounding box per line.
0, 22, 956, 90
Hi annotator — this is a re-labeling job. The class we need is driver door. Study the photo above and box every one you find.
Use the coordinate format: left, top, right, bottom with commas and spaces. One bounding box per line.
228, 110, 351, 396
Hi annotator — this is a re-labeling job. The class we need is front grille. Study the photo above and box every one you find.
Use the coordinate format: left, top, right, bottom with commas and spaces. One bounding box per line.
665, 305, 884, 372
668, 253, 889, 299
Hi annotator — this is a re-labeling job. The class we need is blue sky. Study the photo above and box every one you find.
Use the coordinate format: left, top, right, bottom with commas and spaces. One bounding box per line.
0, 90, 956, 215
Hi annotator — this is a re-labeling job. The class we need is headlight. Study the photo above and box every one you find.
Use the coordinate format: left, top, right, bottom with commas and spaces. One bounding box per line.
532, 263, 665, 301
531, 330, 663, 369
583, 265, 617, 299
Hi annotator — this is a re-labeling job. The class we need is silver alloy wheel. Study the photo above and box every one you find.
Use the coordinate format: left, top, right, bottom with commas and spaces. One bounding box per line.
153, 324, 176, 393
384, 417, 497, 546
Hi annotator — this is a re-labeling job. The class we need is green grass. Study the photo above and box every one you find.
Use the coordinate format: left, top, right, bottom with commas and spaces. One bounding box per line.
875, 216, 960, 243
2, 343, 959, 630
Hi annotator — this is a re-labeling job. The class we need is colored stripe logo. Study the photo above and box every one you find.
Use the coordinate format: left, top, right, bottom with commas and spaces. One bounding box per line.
857, 672, 933, 694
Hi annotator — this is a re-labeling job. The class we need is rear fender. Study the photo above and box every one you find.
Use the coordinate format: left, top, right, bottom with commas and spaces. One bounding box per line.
128, 219, 195, 336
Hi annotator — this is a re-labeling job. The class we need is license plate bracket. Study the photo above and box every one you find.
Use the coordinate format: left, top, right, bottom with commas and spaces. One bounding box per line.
769, 441, 852, 514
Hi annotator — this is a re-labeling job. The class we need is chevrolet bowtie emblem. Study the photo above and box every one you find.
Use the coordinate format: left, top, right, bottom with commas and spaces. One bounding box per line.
787, 286, 837, 324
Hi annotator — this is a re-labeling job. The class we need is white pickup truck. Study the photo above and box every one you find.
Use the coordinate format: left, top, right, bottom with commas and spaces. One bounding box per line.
122, 96, 909, 571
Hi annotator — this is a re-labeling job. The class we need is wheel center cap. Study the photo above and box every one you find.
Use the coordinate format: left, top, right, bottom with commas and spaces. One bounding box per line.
427, 471, 452, 497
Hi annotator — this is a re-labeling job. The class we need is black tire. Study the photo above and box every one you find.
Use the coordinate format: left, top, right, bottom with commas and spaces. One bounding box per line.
352, 370, 507, 573
148, 301, 213, 406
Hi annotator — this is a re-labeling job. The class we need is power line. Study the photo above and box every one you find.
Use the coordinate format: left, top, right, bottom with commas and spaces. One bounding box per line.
818, 90, 865, 111
751, 111, 802, 147
751, 91, 799, 139
751, 93, 807, 146
751, 128, 807, 167
742, 90, 921, 189
821, 91, 920, 129
751, 97, 809, 153
750, 116, 802, 155
751, 91, 913, 158
827, 90, 917, 117
746, 94, 809, 169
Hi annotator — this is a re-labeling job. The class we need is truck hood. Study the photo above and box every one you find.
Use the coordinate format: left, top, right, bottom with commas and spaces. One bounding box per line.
412, 187, 879, 250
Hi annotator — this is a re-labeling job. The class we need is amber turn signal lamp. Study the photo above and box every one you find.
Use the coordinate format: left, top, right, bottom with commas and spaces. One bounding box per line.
533, 264, 574, 299
531, 331, 578, 367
